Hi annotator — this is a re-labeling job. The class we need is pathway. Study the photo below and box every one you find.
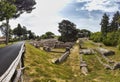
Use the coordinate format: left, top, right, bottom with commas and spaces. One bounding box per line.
68, 40, 80, 77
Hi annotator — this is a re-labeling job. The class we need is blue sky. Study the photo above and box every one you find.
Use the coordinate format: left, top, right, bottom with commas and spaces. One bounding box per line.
7, 0, 120, 35
60, 0, 120, 32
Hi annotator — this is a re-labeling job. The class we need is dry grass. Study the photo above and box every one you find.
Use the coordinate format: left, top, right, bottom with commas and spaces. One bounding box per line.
24, 43, 73, 82
24, 40, 120, 82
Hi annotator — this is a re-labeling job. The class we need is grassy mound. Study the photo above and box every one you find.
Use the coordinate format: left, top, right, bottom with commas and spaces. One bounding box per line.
24, 41, 120, 82
24, 43, 73, 82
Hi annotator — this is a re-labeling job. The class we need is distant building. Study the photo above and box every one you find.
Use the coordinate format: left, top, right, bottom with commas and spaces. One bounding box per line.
0, 37, 6, 43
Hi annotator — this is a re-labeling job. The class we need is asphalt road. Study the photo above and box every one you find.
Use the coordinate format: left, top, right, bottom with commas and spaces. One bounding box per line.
0, 42, 24, 77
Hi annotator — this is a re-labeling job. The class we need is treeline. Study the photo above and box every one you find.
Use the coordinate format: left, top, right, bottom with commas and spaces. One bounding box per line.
0, 23, 36, 41
90, 11, 120, 48
58, 20, 91, 42
40, 20, 91, 42
0, 0, 36, 44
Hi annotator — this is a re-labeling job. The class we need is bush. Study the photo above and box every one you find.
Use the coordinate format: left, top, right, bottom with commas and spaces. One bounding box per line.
90, 32, 102, 42
103, 32, 118, 46
103, 38, 117, 46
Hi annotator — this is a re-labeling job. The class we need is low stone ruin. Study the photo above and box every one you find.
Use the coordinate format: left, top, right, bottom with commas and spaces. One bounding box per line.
102, 55, 115, 64
55, 42, 74, 48
80, 61, 88, 75
94, 54, 113, 70
65, 47, 70, 53
29, 41, 40, 48
113, 62, 120, 69
80, 49, 95, 55
59, 51, 70, 63
96, 48, 115, 56
52, 51, 70, 64
79, 49, 89, 75
52, 58, 59, 64
43, 46, 51, 52
29, 39, 74, 49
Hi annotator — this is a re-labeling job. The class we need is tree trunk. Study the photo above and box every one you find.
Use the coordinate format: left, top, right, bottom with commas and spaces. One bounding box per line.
6, 19, 9, 45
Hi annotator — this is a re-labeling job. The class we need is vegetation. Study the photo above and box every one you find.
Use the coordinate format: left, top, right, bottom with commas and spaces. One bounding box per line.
90, 32, 102, 42
58, 20, 78, 42
13, 24, 26, 39
13, 24, 36, 40
24, 43, 74, 82
0, 0, 16, 45
102, 32, 119, 46
40, 31, 55, 39
77, 29, 91, 38
110, 11, 120, 32
90, 11, 120, 47
0, 0, 36, 44
7, 0, 36, 18
24, 40, 120, 82
100, 13, 109, 36
0, 1, 120, 81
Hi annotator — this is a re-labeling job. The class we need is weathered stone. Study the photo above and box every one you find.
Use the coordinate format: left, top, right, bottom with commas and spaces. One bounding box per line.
58, 51, 69, 63
80, 61, 87, 68
96, 48, 115, 56
80, 49, 95, 55
52, 59, 59, 64
113, 62, 120, 69
43, 46, 51, 52
81, 66, 88, 75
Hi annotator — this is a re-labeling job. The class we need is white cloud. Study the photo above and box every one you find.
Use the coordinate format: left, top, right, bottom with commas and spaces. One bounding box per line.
77, 0, 119, 12
9, 0, 71, 35
115, 0, 120, 2
76, 0, 92, 2
74, 18, 101, 32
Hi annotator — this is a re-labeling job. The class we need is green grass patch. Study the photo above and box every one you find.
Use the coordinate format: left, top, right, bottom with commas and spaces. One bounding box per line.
24, 43, 74, 82
24, 40, 120, 82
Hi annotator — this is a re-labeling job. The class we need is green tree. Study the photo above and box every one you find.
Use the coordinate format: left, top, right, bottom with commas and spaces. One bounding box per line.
22, 26, 28, 40
40, 31, 55, 39
77, 29, 91, 38
28, 30, 35, 39
0, 0, 16, 45
13, 24, 23, 38
100, 13, 109, 37
58, 20, 78, 42
7, 0, 36, 18
45, 32, 55, 38
110, 11, 120, 32
13, 24, 29, 40
40, 34, 47, 39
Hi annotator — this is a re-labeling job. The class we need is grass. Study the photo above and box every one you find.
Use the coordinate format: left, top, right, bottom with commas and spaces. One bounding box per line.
24, 43, 74, 82
0, 42, 17, 48
24, 40, 120, 82
81, 40, 120, 82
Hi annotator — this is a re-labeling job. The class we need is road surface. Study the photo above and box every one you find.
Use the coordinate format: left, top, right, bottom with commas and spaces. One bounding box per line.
0, 42, 24, 77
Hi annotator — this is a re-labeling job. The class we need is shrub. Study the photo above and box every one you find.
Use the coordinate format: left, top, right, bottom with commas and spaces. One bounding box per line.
90, 32, 102, 42
103, 32, 118, 46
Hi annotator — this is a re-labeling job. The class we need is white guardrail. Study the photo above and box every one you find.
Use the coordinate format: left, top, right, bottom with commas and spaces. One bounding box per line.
0, 42, 25, 82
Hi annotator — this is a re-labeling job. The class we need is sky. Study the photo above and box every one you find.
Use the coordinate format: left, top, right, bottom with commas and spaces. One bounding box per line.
8, 0, 120, 36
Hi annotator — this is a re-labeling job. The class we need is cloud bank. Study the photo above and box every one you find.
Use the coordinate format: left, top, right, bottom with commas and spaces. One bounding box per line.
76, 0, 120, 12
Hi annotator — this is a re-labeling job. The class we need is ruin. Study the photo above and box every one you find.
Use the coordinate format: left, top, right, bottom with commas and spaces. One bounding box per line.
96, 48, 115, 56
80, 49, 95, 55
